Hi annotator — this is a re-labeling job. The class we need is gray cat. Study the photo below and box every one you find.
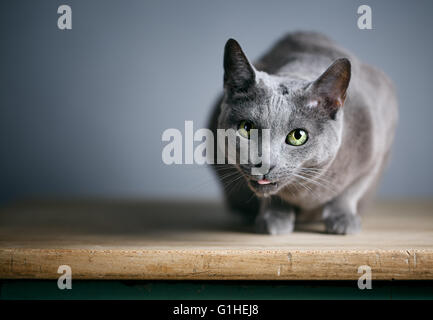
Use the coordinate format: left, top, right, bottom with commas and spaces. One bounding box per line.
209, 32, 398, 235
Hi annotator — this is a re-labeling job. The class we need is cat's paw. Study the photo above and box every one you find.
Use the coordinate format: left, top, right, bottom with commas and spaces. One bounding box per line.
255, 210, 295, 235
324, 213, 361, 235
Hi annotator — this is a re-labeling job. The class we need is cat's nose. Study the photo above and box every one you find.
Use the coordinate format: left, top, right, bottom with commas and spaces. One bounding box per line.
254, 162, 275, 171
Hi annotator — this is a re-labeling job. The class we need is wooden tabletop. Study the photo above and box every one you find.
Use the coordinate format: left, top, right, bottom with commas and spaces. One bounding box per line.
0, 199, 432, 280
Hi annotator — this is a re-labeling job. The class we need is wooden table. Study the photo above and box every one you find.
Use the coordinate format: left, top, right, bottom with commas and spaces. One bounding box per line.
1, 199, 432, 280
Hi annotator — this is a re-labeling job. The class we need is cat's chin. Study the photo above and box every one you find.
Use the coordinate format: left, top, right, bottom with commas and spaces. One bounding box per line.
248, 179, 280, 197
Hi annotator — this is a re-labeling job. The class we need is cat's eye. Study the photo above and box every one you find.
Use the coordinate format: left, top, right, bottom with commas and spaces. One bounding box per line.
238, 120, 255, 139
286, 128, 308, 146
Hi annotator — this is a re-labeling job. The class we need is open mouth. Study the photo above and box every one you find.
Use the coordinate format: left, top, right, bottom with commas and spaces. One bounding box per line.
249, 178, 279, 194
257, 179, 273, 185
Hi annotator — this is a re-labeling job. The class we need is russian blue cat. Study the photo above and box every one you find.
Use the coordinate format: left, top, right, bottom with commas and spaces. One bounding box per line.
209, 32, 398, 235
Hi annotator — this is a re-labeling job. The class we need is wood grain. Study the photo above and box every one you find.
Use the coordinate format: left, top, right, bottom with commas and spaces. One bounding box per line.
0, 199, 432, 280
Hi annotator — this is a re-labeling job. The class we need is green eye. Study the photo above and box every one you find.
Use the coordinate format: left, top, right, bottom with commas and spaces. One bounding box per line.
286, 128, 308, 146
238, 120, 255, 139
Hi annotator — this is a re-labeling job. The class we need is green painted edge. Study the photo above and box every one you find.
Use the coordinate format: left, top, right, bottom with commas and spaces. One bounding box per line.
1, 280, 432, 300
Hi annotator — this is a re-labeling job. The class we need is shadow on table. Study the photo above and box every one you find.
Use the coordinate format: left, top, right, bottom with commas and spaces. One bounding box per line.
0, 199, 325, 240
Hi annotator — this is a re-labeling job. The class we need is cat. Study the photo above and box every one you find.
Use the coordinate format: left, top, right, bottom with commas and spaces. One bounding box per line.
208, 32, 398, 235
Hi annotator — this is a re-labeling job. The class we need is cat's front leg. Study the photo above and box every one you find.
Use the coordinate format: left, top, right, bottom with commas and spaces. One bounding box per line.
323, 200, 361, 235
255, 198, 296, 235
322, 166, 381, 234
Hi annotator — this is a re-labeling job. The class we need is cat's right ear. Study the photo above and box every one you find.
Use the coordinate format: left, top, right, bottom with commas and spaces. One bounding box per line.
223, 39, 256, 94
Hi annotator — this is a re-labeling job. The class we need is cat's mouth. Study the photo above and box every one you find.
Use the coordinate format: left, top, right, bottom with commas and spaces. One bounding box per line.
249, 178, 279, 195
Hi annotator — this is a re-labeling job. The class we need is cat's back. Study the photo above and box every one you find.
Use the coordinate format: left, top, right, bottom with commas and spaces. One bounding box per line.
255, 31, 353, 75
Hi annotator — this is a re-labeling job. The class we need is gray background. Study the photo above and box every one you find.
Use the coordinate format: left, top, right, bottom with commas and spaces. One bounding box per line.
1, 0, 432, 204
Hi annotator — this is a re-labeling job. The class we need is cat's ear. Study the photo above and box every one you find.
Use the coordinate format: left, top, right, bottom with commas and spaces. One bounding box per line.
223, 39, 256, 93
308, 58, 351, 118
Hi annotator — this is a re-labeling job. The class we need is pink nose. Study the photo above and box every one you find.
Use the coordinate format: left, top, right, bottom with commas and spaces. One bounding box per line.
257, 179, 271, 185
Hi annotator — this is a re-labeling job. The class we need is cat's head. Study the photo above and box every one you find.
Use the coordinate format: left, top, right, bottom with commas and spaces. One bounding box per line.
217, 39, 351, 197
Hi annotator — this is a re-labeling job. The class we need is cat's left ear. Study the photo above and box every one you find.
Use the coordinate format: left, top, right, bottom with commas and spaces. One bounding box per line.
308, 58, 351, 118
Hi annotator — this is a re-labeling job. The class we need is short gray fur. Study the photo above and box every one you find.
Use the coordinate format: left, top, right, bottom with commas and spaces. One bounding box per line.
209, 32, 398, 235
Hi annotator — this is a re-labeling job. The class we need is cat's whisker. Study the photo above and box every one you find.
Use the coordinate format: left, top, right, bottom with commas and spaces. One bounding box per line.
183, 165, 240, 191
219, 171, 240, 181
291, 172, 337, 195
246, 192, 257, 204
299, 170, 337, 187
298, 167, 334, 178
292, 178, 320, 200
223, 174, 246, 195
279, 172, 321, 197
278, 167, 336, 190
296, 170, 337, 190
218, 168, 242, 181
221, 176, 243, 190
212, 166, 237, 172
